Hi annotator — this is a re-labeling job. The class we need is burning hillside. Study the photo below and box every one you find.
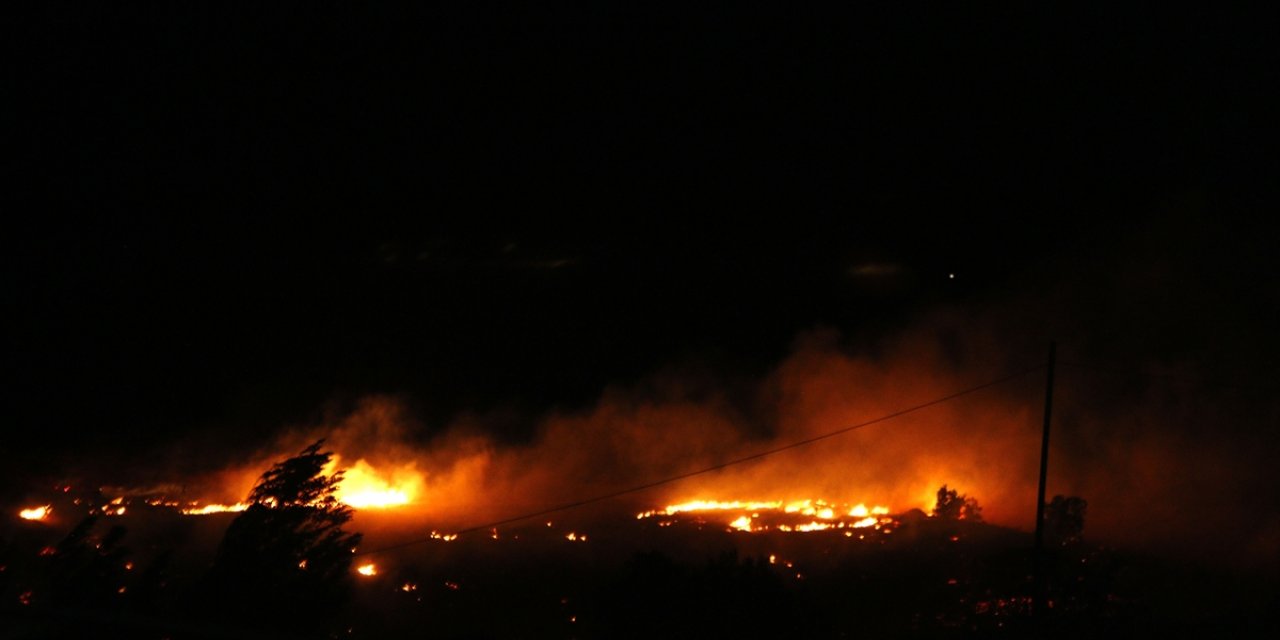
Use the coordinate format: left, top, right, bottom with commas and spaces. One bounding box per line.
0, 468, 1160, 640
4, 328, 1276, 638
99, 336, 1036, 536
11, 326, 1276, 568
5, 374, 1275, 640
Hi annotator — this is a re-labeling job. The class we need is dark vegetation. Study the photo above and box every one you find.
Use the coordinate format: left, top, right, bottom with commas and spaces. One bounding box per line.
933, 484, 984, 522
1, 442, 364, 638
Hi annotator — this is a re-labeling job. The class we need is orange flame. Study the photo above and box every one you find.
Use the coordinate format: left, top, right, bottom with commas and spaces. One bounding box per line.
641, 498, 900, 534
177, 456, 424, 516
181, 503, 249, 515
329, 458, 421, 509
19, 505, 50, 521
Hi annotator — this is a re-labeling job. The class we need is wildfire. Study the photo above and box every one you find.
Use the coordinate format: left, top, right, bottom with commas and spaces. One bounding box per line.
356, 563, 378, 576
174, 458, 421, 516
849, 504, 890, 517
637, 500, 785, 518
19, 506, 51, 521
329, 458, 420, 509
180, 503, 249, 515
640, 498, 900, 534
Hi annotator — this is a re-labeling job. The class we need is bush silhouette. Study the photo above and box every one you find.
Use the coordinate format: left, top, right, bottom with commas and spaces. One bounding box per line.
933, 484, 983, 522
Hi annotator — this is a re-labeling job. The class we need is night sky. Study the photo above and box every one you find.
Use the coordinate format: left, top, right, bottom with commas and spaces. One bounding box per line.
6, 3, 1277, 481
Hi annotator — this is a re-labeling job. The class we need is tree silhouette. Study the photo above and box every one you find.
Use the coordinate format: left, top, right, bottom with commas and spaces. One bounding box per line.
206, 440, 362, 633
932, 484, 983, 522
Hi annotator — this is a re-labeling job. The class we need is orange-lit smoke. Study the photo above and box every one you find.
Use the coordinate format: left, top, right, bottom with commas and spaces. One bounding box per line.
179, 330, 1044, 535
98, 213, 1277, 573
162, 311, 1276, 570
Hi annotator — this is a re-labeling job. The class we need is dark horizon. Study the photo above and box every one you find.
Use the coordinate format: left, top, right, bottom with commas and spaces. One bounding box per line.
9, 5, 1276, 445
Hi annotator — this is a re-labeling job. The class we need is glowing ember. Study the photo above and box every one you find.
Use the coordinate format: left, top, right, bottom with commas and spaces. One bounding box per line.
19, 505, 50, 521
356, 563, 378, 576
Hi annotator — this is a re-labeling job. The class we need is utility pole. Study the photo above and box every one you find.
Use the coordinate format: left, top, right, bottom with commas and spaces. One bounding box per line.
1032, 341, 1056, 619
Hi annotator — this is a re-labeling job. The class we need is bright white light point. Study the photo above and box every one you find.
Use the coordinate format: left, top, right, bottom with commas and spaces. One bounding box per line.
356, 563, 377, 576
948, 273, 955, 279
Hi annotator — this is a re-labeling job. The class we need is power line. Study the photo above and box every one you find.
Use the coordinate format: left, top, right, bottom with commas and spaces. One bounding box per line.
355, 364, 1044, 557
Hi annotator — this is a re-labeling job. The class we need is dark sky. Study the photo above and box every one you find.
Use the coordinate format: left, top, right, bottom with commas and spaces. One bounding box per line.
5, 3, 1277, 470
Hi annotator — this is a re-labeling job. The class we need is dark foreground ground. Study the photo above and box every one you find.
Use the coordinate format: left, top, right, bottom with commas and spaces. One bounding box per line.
3, 500, 1277, 640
